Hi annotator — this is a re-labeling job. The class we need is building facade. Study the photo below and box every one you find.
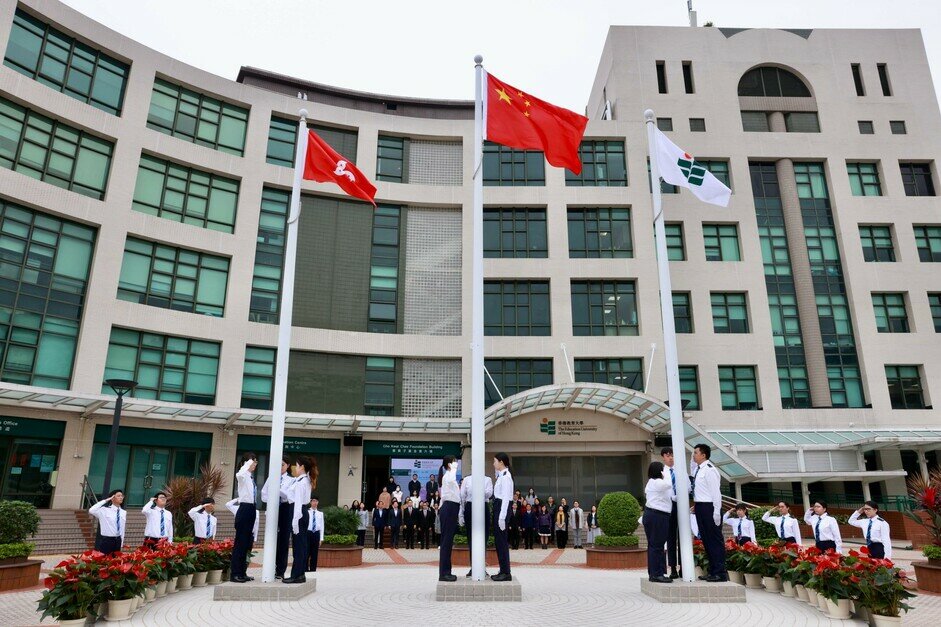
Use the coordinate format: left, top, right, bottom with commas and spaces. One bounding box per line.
0, 0, 938, 511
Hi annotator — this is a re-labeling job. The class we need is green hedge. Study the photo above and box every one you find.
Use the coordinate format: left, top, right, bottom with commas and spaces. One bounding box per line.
323, 534, 357, 546
748, 507, 778, 543
454, 534, 495, 547
0, 542, 34, 560
0, 501, 39, 544
923, 544, 941, 560
593, 535, 639, 548
597, 492, 641, 537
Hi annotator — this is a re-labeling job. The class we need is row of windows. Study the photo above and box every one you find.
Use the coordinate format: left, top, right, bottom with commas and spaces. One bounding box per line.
857, 120, 907, 135
871, 292, 941, 334
852, 63, 893, 97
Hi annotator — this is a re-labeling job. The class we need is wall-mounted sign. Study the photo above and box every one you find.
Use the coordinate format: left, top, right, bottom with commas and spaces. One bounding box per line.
538, 417, 598, 437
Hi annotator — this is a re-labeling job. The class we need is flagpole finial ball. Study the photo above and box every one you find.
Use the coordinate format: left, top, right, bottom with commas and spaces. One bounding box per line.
644, 109, 655, 122
474, 55, 483, 65
298, 108, 309, 119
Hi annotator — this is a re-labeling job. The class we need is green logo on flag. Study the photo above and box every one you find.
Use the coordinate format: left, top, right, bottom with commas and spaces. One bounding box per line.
677, 152, 706, 186
539, 419, 556, 435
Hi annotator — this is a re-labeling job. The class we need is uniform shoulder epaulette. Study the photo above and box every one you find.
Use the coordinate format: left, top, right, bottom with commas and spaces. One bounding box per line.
876, 516, 885, 521
706, 462, 714, 468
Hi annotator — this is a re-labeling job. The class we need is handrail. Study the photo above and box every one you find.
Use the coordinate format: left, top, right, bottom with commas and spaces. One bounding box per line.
80, 475, 98, 510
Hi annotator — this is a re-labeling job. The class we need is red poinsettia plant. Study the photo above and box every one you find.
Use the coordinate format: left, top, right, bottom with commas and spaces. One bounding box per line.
844, 546, 916, 618
692, 538, 708, 570
37, 552, 102, 621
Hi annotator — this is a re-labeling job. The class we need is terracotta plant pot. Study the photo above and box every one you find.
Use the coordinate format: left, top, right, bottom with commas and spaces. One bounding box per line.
166, 577, 178, 594
583, 546, 646, 569
826, 598, 851, 620
207, 569, 223, 584
913, 561, 941, 593
318, 545, 364, 568
451, 546, 499, 567
105, 598, 134, 622
144, 586, 156, 603
762, 576, 782, 592
728, 570, 744, 585
192, 571, 208, 587
155, 580, 168, 597
794, 584, 808, 602
743, 573, 763, 589
177, 573, 193, 590
781, 580, 794, 597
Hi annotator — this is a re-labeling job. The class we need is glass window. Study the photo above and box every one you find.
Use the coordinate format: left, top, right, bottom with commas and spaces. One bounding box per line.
794, 162, 828, 200
877, 63, 892, 97
574, 358, 643, 389
656, 117, 673, 131
241, 346, 276, 409
689, 118, 706, 132
679, 366, 700, 410
571, 280, 637, 336
485, 359, 552, 407
3, 9, 129, 115
266, 116, 296, 167
703, 223, 741, 261
665, 223, 685, 260
785, 112, 820, 133
914, 225, 941, 262
872, 292, 909, 333
852, 64, 865, 96
132, 154, 239, 232
718, 366, 759, 410
485, 208, 547, 258
828, 365, 864, 408
711, 292, 749, 333
376, 135, 406, 183
647, 159, 677, 194
672, 292, 693, 333
738, 67, 811, 97
249, 188, 288, 323
146, 78, 248, 156
567, 208, 631, 258
485, 281, 550, 336
884, 365, 925, 409
0, 200, 95, 388
364, 356, 396, 416
858, 121, 874, 134
368, 205, 402, 333
311, 123, 358, 161
656, 61, 667, 94
741, 111, 770, 132
929, 293, 941, 333
117, 237, 229, 316
779, 365, 810, 410
859, 226, 896, 262
890, 121, 907, 135
847, 162, 882, 196
483, 142, 545, 186
565, 140, 626, 187
900, 163, 936, 197
103, 328, 220, 405
0, 95, 113, 199
697, 160, 730, 188
682, 61, 695, 94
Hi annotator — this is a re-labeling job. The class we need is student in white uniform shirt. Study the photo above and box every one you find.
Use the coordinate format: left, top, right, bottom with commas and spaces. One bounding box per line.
89, 489, 126, 554
722, 504, 756, 545
437, 455, 461, 582
141, 491, 173, 548
230, 452, 258, 583
804, 499, 842, 554
849, 501, 892, 560
690, 443, 727, 582
459, 472, 493, 577
261, 456, 294, 579
306, 495, 325, 571
188, 498, 217, 544
226, 498, 258, 541
761, 501, 802, 544
491, 452, 514, 582
282, 455, 317, 584
642, 461, 674, 584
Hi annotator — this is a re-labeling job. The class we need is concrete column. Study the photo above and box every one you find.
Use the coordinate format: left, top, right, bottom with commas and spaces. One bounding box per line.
337, 444, 364, 505
773, 155, 832, 408
734, 482, 743, 502
51, 417, 95, 509
209, 429, 233, 496
917, 449, 930, 481
800, 481, 811, 512
877, 449, 909, 496
862, 482, 872, 501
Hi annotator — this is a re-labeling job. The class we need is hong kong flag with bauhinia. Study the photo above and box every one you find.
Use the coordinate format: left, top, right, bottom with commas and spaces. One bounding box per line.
303, 130, 377, 206
485, 72, 588, 174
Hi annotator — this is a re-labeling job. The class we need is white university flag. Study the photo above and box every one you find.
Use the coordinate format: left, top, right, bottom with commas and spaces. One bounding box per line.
653, 127, 731, 207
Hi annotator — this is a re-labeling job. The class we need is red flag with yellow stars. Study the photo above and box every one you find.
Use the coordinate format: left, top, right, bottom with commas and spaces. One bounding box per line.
485, 72, 588, 174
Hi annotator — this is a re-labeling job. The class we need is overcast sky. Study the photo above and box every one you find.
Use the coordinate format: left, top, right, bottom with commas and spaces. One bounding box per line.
60, 0, 941, 111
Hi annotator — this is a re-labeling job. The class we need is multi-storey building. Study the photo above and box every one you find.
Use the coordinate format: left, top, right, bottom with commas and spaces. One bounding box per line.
0, 0, 938, 511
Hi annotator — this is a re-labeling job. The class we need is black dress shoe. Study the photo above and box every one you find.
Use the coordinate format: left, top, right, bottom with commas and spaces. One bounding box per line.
229, 576, 248, 583
705, 575, 729, 582
438, 574, 457, 582
669, 570, 680, 579
698, 575, 709, 580
465, 570, 472, 577
274, 574, 283, 580
247, 576, 255, 581
491, 573, 512, 582
648, 576, 673, 583
283, 576, 306, 584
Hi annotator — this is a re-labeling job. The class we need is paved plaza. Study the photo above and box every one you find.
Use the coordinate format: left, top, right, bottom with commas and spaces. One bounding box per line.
3, 548, 938, 626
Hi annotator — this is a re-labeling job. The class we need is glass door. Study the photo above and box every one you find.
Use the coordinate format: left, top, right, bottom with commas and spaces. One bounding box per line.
127, 447, 171, 506
1, 439, 59, 507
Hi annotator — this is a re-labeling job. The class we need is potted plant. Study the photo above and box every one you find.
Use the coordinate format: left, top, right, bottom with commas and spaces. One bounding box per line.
37, 556, 99, 625
692, 538, 708, 578
585, 492, 643, 569
724, 539, 746, 585
96, 554, 148, 621
906, 470, 941, 593
453, 531, 498, 566
776, 543, 803, 598
740, 542, 768, 589
208, 539, 232, 583
319, 506, 364, 567
851, 548, 916, 626
174, 543, 197, 590
164, 464, 226, 538
0, 499, 42, 591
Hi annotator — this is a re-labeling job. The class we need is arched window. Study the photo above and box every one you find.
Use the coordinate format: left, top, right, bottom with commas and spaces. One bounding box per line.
738, 67, 811, 97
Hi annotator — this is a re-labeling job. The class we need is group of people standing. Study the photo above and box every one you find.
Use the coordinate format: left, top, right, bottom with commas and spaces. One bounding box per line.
643, 444, 895, 584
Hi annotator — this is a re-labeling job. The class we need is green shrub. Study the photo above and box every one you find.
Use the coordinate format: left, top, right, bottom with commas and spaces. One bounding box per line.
454, 534, 495, 547
0, 500, 39, 544
923, 544, 941, 560
0, 542, 34, 560
175, 536, 194, 544
324, 506, 359, 536
748, 507, 778, 543
593, 535, 639, 548
322, 534, 357, 546
597, 492, 641, 537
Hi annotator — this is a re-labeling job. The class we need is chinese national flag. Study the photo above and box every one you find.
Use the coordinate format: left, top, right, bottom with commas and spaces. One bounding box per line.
486, 73, 588, 174
303, 130, 377, 207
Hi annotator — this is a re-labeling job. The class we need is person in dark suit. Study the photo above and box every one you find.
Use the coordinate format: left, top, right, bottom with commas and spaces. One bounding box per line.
372, 501, 387, 549
508, 502, 521, 550
408, 474, 422, 500
425, 474, 438, 502
402, 500, 418, 549
418, 500, 435, 549
385, 475, 397, 495
388, 500, 403, 548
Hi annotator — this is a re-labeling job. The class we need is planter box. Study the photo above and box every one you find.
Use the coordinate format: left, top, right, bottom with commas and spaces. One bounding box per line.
913, 561, 941, 594
452, 546, 498, 567
319, 545, 363, 568
0, 558, 41, 592
584, 546, 646, 569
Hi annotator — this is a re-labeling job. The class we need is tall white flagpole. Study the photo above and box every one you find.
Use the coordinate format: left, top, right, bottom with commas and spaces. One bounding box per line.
261, 108, 309, 583
645, 108, 695, 582
470, 54, 486, 581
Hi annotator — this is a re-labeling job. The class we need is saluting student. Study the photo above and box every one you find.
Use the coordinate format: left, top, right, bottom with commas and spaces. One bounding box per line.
437, 455, 461, 581
660, 447, 681, 579
307, 495, 325, 571
804, 499, 842, 554
722, 504, 755, 545
848, 501, 892, 559
89, 489, 126, 554
690, 443, 727, 582
261, 456, 294, 579
762, 501, 802, 544
643, 461, 673, 583
188, 498, 217, 544
142, 491, 173, 548
491, 452, 514, 582
230, 452, 258, 583
283, 455, 317, 584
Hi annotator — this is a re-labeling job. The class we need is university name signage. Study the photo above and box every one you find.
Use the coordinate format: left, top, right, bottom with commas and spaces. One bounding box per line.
538, 417, 599, 437
364, 441, 461, 457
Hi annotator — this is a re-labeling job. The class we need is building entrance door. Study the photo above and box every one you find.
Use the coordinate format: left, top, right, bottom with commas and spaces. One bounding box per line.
127, 447, 171, 505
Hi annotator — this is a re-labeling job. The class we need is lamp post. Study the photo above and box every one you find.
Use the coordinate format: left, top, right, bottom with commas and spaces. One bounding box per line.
101, 379, 137, 497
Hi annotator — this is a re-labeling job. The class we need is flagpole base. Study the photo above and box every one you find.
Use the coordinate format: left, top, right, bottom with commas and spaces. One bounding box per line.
435, 576, 522, 602
640, 578, 744, 603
